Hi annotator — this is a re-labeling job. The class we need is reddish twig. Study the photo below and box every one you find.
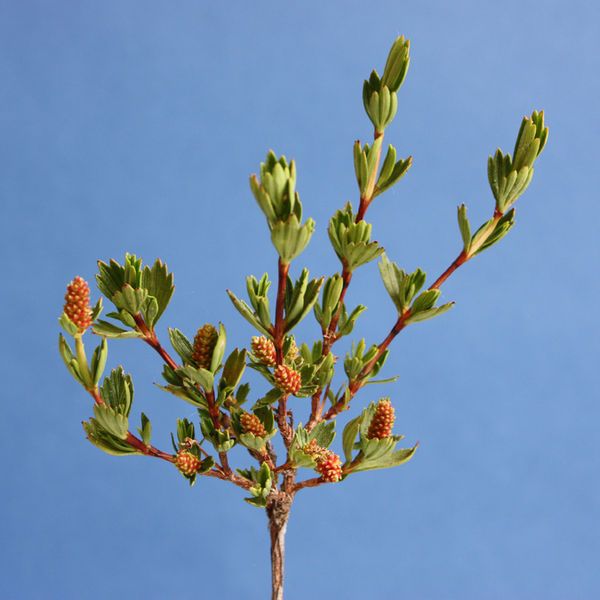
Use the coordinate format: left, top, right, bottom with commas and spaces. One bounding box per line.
133, 314, 179, 371
293, 476, 326, 492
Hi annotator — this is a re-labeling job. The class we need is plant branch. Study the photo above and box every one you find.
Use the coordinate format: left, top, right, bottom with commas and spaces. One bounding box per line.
86, 387, 175, 462
308, 131, 385, 430
273, 258, 289, 360
273, 258, 293, 447
133, 314, 179, 371
322, 212, 505, 421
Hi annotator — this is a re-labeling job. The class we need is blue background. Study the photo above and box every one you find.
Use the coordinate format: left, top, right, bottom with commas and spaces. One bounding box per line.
1, 1, 598, 598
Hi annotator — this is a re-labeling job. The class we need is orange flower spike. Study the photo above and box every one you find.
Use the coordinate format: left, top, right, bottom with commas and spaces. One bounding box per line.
175, 450, 201, 476
64, 276, 93, 333
273, 364, 302, 395
367, 399, 396, 440
251, 336, 277, 366
192, 324, 218, 369
240, 412, 268, 438
316, 451, 343, 483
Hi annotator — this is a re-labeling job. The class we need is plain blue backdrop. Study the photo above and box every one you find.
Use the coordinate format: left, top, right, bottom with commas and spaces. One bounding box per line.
1, 1, 598, 598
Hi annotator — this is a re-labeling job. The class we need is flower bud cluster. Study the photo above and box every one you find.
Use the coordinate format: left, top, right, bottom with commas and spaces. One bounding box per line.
240, 412, 267, 438
273, 364, 302, 395
367, 399, 395, 439
251, 336, 276, 366
64, 276, 93, 333
175, 450, 201, 476
192, 324, 218, 369
303, 439, 342, 483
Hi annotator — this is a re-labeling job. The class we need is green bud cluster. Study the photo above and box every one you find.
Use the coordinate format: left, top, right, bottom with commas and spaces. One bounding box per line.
250, 151, 315, 263
362, 36, 410, 133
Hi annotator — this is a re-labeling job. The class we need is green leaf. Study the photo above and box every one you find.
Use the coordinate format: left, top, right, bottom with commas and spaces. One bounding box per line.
472, 209, 516, 256
285, 271, 324, 332
457, 204, 471, 253
410, 289, 441, 313
210, 323, 227, 373
155, 383, 207, 408
240, 462, 273, 507
311, 421, 336, 448
59, 313, 79, 336
337, 304, 367, 337
92, 403, 129, 439
58, 334, 84, 384
168, 328, 193, 364
381, 35, 410, 93
315, 274, 344, 330
220, 348, 247, 390
96, 258, 126, 300
253, 387, 282, 408
405, 302, 454, 324
365, 375, 399, 385
100, 367, 134, 416
328, 204, 383, 271
91, 297, 103, 321
105, 310, 138, 329
111, 284, 148, 315
92, 320, 141, 339
142, 259, 174, 325
513, 110, 548, 170
90, 338, 108, 386
177, 365, 214, 390
227, 289, 272, 337
271, 215, 315, 263
374, 148, 412, 197
142, 296, 159, 330
83, 420, 139, 456
352, 443, 418, 472
176, 418, 196, 444
342, 415, 362, 463
138, 412, 152, 446
378, 254, 426, 313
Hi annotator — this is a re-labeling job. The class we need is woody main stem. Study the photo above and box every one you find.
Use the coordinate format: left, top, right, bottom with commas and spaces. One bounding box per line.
267, 495, 292, 600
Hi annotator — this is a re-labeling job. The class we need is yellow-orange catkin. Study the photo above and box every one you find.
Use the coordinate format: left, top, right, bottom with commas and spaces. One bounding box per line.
316, 451, 343, 483
64, 276, 93, 333
251, 336, 276, 366
240, 412, 268, 438
303, 440, 342, 483
303, 439, 329, 461
367, 399, 395, 439
192, 324, 218, 369
175, 450, 201, 476
273, 364, 302, 395
284, 337, 299, 361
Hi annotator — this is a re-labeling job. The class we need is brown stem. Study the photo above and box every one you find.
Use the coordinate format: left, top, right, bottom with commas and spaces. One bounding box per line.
133, 314, 179, 371
323, 242, 476, 420
125, 432, 174, 462
322, 263, 353, 355
293, 476, 326, 492
273, 259, 289, 361
429, 249, 468, 290
277, 395, 293, 448
307, 132, 385, 429
267, 493, 292, 600
273, 259, 294, 448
